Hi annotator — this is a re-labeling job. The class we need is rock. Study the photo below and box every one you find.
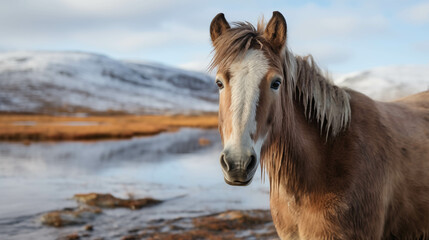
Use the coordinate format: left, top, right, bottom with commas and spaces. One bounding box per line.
198, 137, 211, 146
73, 193, 162, 210
128, 228, 141, 233
64, 233, 80, 240
135, 209, 278, 240
84, 224, 93, 231
216, 210, 247, 220
40, 206, 102, 227
193, 210, 272, 231
120, 235, 140, 240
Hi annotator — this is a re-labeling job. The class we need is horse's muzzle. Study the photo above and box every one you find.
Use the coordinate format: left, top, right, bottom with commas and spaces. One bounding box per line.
220, 149, 257, 186
224, 176, 253, 186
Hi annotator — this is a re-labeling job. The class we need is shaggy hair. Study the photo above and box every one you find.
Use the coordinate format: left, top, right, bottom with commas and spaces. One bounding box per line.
210, 21, 351, 139
212, 14, 429, 239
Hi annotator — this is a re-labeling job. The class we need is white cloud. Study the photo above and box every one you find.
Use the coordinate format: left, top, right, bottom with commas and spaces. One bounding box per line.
413, 40, 429, 53
0, 0, 426, 74
58, 0, 195, 17
0, 0, 209, 59
68, 23, 207, 52
401, 2, 429, 24
286, 4, 389, 41
179, 59, 211, 73
292, 43, 352, 68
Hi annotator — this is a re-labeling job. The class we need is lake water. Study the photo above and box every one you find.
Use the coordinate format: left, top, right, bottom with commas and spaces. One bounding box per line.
0, 128, 270, 239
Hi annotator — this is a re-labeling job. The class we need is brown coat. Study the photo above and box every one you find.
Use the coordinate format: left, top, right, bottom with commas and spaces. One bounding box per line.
268, 89, 429, 239
210, 11, 429, 239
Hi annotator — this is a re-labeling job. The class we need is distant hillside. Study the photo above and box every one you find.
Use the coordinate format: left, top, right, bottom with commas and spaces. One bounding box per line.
1, 52, 427, 115
336, 65, 429, 101
0, 51, 218, 115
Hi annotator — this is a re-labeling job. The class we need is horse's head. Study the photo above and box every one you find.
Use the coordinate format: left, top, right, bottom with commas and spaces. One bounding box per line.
209, 12, 287, 186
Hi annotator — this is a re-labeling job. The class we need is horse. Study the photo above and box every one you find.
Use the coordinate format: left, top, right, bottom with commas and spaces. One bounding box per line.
209, 11, 429, 239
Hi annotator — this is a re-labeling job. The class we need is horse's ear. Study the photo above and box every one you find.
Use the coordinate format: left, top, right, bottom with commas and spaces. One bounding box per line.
210, 13, 230, 45
264, 11, 287, 54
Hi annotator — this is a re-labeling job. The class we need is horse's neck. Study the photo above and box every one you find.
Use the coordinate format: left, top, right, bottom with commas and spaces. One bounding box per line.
263, 56, 331, 196
290, 100, 327, 191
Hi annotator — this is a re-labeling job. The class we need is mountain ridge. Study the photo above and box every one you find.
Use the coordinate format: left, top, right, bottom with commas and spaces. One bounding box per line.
335, 64, 429, 101
0, 51, 218, 115
0, 51, 427, 115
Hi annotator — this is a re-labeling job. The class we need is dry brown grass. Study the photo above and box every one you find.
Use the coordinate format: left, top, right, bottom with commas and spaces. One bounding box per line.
0, 114, 218, 142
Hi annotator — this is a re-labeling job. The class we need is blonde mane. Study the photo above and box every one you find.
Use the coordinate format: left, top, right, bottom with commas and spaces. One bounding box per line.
293, 55, 351, 138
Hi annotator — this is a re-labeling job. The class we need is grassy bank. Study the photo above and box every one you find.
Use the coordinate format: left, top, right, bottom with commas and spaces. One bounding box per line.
0, 114, 218, 142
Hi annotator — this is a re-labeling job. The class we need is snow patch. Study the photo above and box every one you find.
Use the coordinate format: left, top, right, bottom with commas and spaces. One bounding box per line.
0, 51, 218, 114
335, 64, 429, 101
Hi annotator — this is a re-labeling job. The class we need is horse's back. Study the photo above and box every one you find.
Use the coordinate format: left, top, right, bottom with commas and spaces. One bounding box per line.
378, 90, 429, 135
378, 90, 429, 157
377, 90, 429, 237
391, 90, 429, 139
395, 90, 429, 110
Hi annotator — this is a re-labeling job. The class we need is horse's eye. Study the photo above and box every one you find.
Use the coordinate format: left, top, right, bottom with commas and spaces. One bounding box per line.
216, 80, 224, 89
271, 79, 281, 90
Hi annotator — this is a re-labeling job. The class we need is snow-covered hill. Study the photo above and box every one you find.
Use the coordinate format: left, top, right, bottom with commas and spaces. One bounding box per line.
0, 51, 218, 115
336, 65, 429, 101
0, 51, 427, 115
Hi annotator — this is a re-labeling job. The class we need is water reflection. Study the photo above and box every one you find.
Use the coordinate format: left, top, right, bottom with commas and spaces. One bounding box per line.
0, 128, 270, 240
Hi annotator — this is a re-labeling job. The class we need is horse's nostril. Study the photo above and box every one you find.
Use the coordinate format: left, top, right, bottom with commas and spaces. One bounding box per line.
246, 154, 257, 173
220, 153, 230, 172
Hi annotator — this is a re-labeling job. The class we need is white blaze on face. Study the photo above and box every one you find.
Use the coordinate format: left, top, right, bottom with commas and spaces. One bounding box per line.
223, 49, 269, 160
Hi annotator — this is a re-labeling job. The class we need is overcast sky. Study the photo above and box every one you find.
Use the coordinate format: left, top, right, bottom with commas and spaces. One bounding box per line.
0, 0, 428, 73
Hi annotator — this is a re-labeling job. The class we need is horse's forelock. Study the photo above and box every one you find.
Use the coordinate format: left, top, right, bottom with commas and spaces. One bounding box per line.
209, 21, 267, 72
210, 20, 351, 139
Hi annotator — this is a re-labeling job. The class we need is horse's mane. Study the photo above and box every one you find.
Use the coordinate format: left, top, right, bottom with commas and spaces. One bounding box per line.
294, 56, 351, 138
209, 20, 351, 139
210, 20, 352, 192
